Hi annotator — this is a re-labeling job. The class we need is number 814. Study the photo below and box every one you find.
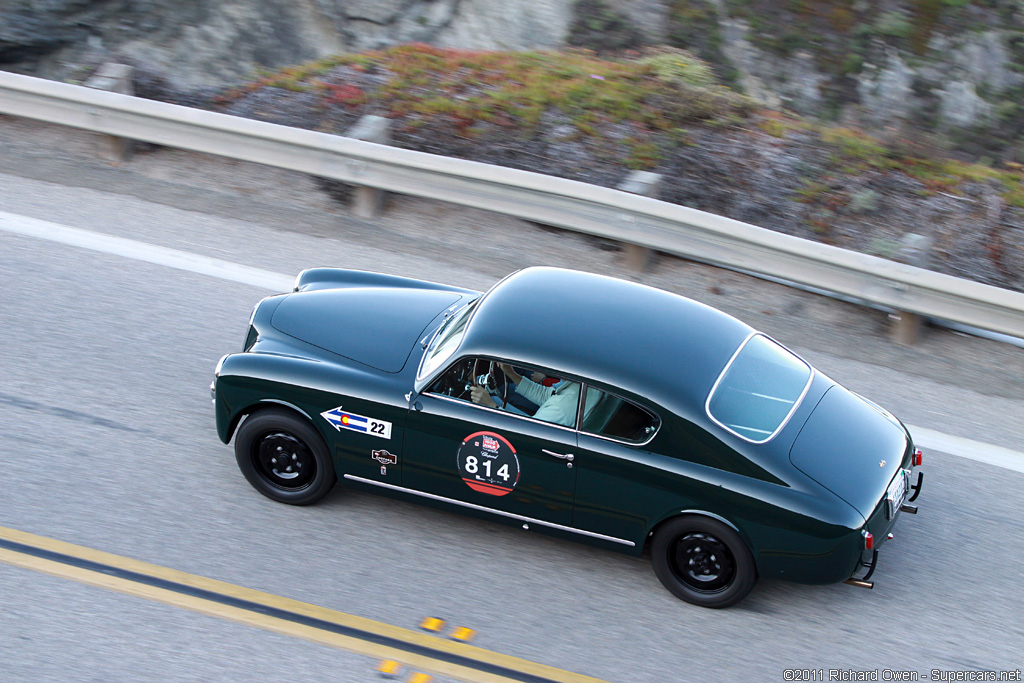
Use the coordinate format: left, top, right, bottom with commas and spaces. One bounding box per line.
465, 455, 510, 481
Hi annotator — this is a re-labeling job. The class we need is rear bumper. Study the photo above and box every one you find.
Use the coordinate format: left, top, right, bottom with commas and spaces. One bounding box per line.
849, 465, 924, 585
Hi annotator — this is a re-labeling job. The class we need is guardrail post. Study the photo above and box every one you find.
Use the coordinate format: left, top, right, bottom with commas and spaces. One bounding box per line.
890, 233, 934, 345
344, 115, 391, 218
84, 63, 134, 162
618, 171, 663, 271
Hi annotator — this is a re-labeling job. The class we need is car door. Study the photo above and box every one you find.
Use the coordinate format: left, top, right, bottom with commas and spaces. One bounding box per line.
570, 385, 664, 545
403, 358, 580, 527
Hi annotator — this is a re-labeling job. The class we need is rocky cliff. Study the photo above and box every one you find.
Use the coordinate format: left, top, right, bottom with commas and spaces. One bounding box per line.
0, 0, 573, 87
4, 0, 1023, 153
649, 1, 1024, 158
2, 1, 1022, 291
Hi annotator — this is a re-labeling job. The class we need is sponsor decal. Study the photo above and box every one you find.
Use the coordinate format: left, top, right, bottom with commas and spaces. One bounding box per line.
456, 431, 520, 497
321, 407, 392, 439
372, 449, 398, 465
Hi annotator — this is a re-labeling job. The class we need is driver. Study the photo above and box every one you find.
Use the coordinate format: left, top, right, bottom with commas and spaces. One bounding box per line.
470, 363, 579, 427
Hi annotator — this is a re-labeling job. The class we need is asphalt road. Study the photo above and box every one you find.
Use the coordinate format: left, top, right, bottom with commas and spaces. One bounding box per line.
1, 129, 1023, 682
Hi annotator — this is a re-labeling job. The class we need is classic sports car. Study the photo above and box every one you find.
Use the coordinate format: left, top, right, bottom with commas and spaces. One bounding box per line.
212, 267, 923, 608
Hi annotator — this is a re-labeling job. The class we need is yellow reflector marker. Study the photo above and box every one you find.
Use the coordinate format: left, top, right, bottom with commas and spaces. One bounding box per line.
419, 616, 445, 632
409, 673, 433, 683
451, 626, 476, 642
376, 660, 403, 677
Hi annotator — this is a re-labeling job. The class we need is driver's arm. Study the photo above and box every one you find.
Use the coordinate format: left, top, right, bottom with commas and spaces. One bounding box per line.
470, 385, 497, 408
498, 363, 523, 385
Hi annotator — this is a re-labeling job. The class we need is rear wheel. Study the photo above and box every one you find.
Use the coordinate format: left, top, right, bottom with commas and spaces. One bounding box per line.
234, 409, 336, 505
651, 515, 756, 608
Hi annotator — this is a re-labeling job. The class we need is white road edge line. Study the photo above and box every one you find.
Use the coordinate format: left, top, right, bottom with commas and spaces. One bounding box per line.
0, 211, 293, 292
3, 212, 1022, 472
907, 426, 1024, 474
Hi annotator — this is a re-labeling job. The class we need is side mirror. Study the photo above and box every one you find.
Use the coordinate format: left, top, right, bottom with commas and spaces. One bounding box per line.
405, 391, 423, 411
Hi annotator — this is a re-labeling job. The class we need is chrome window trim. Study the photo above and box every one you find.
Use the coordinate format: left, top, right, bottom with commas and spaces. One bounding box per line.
704, 332, 814, 445
422, 360, 663, 442
578, 424, 659, 449
344, 475, 635, 547
578, 384, 661, 448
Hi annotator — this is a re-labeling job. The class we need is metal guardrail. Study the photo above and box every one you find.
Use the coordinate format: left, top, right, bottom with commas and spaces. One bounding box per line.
2, 69, 1023, 338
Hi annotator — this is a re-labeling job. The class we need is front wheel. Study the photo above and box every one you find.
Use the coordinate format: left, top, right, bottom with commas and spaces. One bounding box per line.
651, 515, 757, 608
234, 409, 336, 505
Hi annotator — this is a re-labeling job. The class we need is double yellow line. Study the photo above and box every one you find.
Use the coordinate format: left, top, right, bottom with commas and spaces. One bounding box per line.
0, 526, 608, 683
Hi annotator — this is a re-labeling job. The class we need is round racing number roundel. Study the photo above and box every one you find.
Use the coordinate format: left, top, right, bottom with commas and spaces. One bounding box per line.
457, 431, 520, 496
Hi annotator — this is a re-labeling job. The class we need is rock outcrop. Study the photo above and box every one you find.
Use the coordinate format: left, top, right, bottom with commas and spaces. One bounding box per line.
658, 1, 1024, 141
0, 0, 573, 88
2, 0, 1023, 148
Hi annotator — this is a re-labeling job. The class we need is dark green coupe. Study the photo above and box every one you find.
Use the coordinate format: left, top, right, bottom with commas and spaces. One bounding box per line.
212, 267, 923, 608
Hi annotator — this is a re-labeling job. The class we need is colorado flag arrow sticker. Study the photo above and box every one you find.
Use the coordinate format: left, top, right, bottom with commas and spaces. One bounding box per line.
320, 407, 392, 439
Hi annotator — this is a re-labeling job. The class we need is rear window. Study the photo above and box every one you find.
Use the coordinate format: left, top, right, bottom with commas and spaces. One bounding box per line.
706, 334, 812, 443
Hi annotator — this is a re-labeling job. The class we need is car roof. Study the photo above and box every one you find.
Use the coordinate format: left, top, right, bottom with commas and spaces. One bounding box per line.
458, 267, 754, 412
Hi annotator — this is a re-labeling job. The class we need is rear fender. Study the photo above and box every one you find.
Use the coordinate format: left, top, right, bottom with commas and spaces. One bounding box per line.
646, 510, 752, 556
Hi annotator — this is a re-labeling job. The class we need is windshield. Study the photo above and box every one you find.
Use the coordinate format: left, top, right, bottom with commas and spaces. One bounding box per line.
706, 334, 812, 443
417, 301, 476, 381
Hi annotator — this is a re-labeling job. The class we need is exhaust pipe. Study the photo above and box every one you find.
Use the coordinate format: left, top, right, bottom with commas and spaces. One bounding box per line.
844, 578, 874, 589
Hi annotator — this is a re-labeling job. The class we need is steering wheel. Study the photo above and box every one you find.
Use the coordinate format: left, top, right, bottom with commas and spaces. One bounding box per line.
472, 359, 508, 407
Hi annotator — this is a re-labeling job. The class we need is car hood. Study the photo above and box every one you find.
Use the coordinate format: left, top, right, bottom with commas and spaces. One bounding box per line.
271, 287, 463, 373
789, 386, 909, 518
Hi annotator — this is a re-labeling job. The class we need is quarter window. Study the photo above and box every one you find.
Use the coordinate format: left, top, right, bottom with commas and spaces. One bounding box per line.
706, 334, 812, 443
580, 386, 659, 443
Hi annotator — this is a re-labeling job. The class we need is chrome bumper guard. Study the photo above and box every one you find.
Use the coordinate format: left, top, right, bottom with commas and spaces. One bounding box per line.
845, 549, 880, 589
907, 470, 924, 502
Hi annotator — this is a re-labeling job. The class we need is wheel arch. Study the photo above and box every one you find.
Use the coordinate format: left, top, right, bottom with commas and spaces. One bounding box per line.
645, 509, 753, 559
225, 399, 315, 444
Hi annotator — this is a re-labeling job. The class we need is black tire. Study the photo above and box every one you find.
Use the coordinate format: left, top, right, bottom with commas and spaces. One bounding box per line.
651, 515, 757, 608
234, 408, 337, 505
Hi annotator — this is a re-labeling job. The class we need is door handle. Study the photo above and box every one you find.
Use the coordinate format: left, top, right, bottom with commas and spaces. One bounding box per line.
542, 449, 574, 462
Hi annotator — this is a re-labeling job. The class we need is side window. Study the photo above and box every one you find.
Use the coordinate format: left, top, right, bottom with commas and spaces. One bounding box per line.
580, 386, 659, 443
427, 358, 581, 428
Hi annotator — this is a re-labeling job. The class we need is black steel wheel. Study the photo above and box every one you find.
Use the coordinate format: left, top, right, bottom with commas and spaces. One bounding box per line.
651, 515, 756, 608
234, 408, 336, 505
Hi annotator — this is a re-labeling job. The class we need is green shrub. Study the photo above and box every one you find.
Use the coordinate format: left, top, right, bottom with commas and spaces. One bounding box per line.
875, 11, 914, 39
848, 188, 880, 214
637, 47, 716, 88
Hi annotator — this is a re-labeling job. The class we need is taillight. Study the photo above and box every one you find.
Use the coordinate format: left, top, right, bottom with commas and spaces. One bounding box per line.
863, 530, 874, 550
913, 449, 923, 466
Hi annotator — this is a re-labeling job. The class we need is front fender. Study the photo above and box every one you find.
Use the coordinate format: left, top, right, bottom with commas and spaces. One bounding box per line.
214, 352, 333, 445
